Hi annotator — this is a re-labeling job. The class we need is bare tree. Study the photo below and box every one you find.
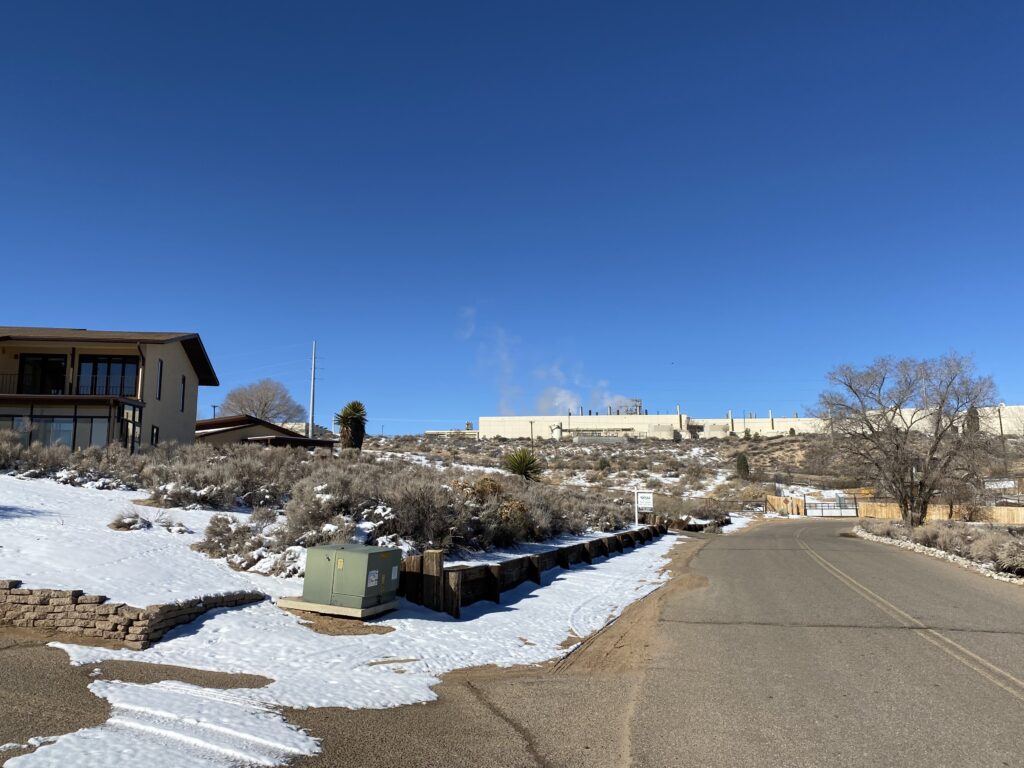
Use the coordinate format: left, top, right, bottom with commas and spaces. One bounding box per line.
817, 354, 996, 527
220, 379, 306, 424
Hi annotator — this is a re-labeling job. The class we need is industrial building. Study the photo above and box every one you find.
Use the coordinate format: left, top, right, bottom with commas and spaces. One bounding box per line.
471, 404, 1024, 441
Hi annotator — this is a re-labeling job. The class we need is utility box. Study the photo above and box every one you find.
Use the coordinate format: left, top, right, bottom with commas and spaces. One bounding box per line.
301, 543, 402, 611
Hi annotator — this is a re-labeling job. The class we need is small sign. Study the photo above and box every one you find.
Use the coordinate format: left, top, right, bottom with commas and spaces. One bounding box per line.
636, 491, 654, 511
391, 565, 399, 582
335, 558, 344, 571
367, 569, 379, 588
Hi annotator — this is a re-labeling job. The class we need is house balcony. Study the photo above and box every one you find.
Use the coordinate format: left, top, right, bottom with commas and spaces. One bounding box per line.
0, 373, 140, 400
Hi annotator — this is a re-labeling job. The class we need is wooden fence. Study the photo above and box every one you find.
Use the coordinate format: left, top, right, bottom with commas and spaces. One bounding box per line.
857, 500, 1024, 525
765, 495, 806, 516
397, 524, 667, 619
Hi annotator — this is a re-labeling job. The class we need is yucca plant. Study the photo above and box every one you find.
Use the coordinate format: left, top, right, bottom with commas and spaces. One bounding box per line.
503, 447, 542, 481
334, 400, 368, 451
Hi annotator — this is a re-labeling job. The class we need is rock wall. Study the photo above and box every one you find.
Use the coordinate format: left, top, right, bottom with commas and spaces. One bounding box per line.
0, 580, 264, 649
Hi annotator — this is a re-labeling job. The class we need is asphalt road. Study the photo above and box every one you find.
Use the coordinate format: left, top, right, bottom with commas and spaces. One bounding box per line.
630, 520, 1024, 767
292, 520, 1024, 768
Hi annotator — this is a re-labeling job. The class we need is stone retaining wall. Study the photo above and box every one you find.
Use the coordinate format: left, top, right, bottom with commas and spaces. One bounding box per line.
0, 580, 264, 649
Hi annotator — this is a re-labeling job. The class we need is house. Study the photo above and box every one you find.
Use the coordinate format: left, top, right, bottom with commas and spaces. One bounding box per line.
0, 326, 218, 451
281, 421, 337, 440
196, 415, 336, 449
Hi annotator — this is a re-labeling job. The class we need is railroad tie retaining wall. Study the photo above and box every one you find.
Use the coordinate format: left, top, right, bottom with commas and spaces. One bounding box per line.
0, 580, 265, 650
398, 523, 669, 619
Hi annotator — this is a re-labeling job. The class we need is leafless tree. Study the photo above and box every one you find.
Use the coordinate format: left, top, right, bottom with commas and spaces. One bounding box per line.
817, 354, 996, 527
220, 379, 306, 424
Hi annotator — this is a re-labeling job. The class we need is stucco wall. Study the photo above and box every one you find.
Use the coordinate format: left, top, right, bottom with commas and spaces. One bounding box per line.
140, 342, 200, 447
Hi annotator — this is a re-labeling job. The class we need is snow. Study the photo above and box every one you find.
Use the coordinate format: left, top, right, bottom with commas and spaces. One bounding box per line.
0, 475, 679, 767
721, 515, 754, 534
0, 475, 296, 604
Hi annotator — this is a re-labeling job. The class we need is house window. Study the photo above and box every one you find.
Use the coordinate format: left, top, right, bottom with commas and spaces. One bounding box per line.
18, 355, 67, 395
180, 375, 186, 412
73, 417, 109, 450
77, 356, 139, 397
119, 404, 142, 452
151, 425, 159, 446
156, 359, 163, 400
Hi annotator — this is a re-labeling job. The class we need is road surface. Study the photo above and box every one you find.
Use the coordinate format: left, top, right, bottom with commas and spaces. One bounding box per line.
290, 519, 1024, 767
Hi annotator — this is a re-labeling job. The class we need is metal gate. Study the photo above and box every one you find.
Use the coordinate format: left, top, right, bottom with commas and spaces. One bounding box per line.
805, 499, 858, 517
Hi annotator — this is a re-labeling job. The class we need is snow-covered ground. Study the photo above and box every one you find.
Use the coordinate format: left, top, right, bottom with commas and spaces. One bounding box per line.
0, 475, 295, 604
0, 474, 679, 767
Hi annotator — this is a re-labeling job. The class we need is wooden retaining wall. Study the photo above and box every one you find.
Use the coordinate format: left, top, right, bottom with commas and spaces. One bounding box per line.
0, 580, 265, 649
398, 524, 667, 619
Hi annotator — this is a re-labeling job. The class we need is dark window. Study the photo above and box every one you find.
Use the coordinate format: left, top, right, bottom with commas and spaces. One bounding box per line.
119, 404, 142, 452
151, 425, 159, 446
180, 375, 186, 412
156, 359, 163, 400
29, 417, 74, 446
73, 417, 109, 450
18, 355, 67, 395
77, 356, 139, 396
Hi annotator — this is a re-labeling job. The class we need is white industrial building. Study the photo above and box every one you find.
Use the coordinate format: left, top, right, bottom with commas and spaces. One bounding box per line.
471, 404, 1024, 441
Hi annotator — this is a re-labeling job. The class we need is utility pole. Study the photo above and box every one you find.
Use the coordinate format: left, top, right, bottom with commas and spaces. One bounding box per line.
308, 340, 316, 439
212, 404, 219, 418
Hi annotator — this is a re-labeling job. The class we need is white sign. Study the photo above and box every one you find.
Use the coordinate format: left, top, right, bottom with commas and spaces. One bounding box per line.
367, 569, 379, 588
636, 491, 654, 511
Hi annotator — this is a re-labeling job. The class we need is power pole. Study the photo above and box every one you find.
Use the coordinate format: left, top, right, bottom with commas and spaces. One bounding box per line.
308, 340, 316, 439
212, 404, 219, 418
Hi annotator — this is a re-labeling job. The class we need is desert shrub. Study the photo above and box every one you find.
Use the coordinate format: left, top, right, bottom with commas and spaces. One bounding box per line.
934, 524, 970, 557
0, 430, 24, 469
470, 475, 503, 501
911, 524, 941, 549
108, 511, 151, 531
192, 514, 261, 559
995, 540, 1024, 576
503, 447, 542, 481
249, 506, 279, 530
860, 519, 898, 538
967, 530, 1007, 563
20, 442, 71, 473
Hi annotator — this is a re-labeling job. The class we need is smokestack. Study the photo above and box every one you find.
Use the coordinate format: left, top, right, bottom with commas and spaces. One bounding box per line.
608, 405, 612, 416
769, 409, 774, 430
579, 405, 583, 416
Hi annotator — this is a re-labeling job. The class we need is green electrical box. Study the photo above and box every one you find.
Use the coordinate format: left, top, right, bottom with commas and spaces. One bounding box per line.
301, 543, 403, 611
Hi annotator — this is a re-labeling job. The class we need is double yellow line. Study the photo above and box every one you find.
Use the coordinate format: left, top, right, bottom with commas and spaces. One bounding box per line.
796, 527, 1024, 703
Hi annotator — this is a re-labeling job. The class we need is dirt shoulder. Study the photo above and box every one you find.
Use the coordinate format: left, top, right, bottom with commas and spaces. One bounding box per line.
285, 533, 709, 768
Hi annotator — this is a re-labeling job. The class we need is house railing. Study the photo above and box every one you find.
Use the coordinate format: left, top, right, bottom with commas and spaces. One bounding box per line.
75, 375, 138, 398
0, 374, 15, 395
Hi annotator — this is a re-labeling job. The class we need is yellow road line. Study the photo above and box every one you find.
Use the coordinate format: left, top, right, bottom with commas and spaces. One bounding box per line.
795, 526, 1024, 703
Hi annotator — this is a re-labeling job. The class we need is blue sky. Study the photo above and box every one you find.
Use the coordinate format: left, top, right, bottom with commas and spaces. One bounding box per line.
2, 2, 1022, 434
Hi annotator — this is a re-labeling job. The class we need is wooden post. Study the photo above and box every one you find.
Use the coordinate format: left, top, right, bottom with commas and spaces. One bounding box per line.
487, 565, 502, 604
557, 547, 571, 569
398, 554, 423, 604
444, 569, 463, 619
527, 555, 542, 585
422, 549, 445, 612
581, 540, 598, 565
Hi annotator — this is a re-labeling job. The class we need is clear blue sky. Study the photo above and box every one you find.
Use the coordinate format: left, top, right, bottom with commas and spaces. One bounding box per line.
3, 2, 1022, 434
